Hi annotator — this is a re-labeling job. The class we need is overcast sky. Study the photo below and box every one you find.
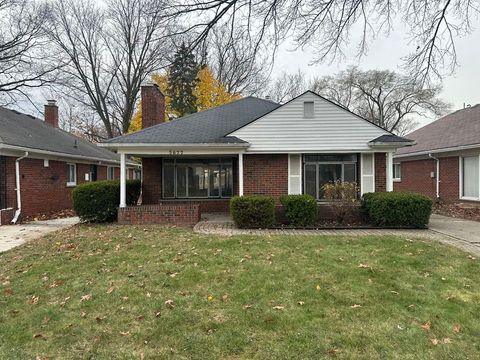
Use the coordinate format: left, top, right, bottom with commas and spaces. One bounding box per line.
271, 18, 480, 128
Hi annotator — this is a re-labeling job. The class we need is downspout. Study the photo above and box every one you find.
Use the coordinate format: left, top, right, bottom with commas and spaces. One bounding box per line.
429, 153, 440, 199
12, 152, 29, 224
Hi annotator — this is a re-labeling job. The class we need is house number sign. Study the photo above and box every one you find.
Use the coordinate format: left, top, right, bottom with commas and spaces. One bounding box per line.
169, 150, 184, 155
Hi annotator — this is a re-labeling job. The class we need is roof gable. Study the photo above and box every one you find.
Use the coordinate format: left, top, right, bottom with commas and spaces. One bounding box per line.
229, 91, 390, 152
104, 97, 280, 145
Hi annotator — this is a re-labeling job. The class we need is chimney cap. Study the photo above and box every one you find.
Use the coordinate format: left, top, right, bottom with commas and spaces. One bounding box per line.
47, 99, 57, 106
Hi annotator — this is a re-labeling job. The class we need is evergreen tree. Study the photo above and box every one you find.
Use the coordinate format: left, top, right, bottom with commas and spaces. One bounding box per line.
168, 43, 199, 117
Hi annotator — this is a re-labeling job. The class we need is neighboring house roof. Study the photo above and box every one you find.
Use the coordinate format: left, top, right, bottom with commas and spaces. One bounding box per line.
103, 97, 280, 145
369, 134, 415, 144
0, 106, 128, 164
396, 104, 480, 156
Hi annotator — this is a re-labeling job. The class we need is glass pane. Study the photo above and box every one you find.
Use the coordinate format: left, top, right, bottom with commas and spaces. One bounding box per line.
163, 164, 175, 198
188, 166, 208, 197
221, 165, 233, 197
176, 166, 187, 197
209, 167, 220, 197
463, 157, 479, 198
318, 164, 342, 198
344, 163, 356, 183
305, 164, 317, 198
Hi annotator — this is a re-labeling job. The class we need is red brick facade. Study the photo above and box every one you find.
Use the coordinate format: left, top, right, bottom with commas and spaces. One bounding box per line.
374, 152, 387, 192
141, 84, 165, 129
243, 154, 288, 202
118, 204, 200, 225
0, 155, 125, 224
393, 156, 460, 202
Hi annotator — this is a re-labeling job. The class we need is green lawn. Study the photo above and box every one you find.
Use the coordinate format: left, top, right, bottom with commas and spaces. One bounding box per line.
1, 225, 479, 359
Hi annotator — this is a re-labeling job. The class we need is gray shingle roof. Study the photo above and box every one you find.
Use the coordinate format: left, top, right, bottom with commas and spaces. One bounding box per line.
104, 97, 280, 144
369, 134, 414, 144
0, 106, 121, 162
396, 104, 480, 155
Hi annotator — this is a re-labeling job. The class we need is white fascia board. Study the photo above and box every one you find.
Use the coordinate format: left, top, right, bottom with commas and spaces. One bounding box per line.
0, 143, 137, 167
394, 143, 480, 159
103, 143, 250, 156
100, 142, 249, 148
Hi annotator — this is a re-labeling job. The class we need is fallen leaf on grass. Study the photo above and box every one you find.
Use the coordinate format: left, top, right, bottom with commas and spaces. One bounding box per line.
41, 317, 50, 326
298, 301, 305, 306
243, 304, 253, 310
316, 284, 321, 290
431, 338, 439, 346
207, 295, 214, 302
421, 320, 432, 331
106, 287, 115, 294
165, 299, 175, 309
95, 316, 105, 322
119, 331, 130, 336
467, 255, 476, 260
431, 337, 452, 345
81, 294, 92, 302
453, 324, 461, 333
33, 333, 47, 340
358, 263, 370, 269
390, 290, 399, 295
273, 305, 285, 310
4, 288, 13, 296
350, 304, 362, 309
31, 295, 39, 305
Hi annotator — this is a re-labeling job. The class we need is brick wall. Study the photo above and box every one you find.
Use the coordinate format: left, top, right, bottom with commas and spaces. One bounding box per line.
393, 156, 459, 202
118, 204, 200, 225
374, 152, 387, 192
0, 156, 114, 223
243, 154, 288, 202
142, 157, 162, 204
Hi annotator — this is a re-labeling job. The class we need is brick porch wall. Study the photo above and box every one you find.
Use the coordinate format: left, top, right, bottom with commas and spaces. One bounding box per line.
374, 152, 387, 192
393, 156, 459, 202
118, 204, 200, 225
243, 154, 288, 202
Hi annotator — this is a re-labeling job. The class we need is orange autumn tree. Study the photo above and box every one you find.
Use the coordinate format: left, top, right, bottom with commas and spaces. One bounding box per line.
129, 66, 240, 132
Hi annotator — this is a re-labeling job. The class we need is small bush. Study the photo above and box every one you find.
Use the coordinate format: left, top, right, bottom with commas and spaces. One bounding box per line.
280, 194, 317, 227
230, 195, 275, 228
73, 180, 141, 223
322, 181, 359, 223
362, 191, 432, 228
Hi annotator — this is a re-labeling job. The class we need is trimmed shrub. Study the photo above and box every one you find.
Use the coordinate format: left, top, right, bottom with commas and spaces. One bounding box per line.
73, 180, 141, 223
280, 194, 317, 227
230, 195, 275, 228
362, 192, 432, 228
322, 181, 359, 223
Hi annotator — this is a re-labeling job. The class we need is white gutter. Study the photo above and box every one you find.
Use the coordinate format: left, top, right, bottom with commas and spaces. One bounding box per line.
12, 151, 29, 223
395, 143, 480, 159
0, 143, 138, 167
99, 142, 250, 148
429, 153, 440, 198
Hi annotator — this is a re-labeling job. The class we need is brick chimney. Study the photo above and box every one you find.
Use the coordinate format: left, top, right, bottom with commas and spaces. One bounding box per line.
44, 100, 59, 128
141, 83, 165, 129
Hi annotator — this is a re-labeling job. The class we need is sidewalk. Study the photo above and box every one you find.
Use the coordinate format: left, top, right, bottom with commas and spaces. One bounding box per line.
0, 217, 79, 253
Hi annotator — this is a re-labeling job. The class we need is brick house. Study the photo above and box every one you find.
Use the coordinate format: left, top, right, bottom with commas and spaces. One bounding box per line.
0, 101, 139, 225
102, 85, 414, 225
394, 105, 480, 203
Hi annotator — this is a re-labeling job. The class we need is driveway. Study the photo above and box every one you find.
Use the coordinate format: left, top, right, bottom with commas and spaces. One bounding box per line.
429, 214, 480, 255
0, 217, 79, 253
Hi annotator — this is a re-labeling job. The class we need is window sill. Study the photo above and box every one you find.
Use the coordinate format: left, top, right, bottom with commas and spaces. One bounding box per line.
393, 178, 401, 182
460, 196, 480, 202
66, 183, 77, 188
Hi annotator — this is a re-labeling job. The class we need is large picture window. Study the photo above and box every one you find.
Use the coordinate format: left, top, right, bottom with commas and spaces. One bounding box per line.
303, 154, 357, 200
163, 158, 233, 199
461, 156, 480, 200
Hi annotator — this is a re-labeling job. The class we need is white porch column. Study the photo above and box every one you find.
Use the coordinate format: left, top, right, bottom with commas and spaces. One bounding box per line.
120, 152, 127, 208
386, 151, 394, 192
238, 153, 244, 196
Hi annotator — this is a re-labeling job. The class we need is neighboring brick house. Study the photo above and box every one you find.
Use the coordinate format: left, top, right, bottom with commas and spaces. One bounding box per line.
394, 105, 480, 203
102, 85, 414, 225
0, 101, 139, 225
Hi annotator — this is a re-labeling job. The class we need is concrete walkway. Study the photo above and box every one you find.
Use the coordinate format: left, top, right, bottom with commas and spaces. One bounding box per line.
194, 213, 480, 256
0, 217, 79, 253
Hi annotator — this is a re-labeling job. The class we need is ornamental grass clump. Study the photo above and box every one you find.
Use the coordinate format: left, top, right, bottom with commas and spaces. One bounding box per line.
322, 181, 359, 223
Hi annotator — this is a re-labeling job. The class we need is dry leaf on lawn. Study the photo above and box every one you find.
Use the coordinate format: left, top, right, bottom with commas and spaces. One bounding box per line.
453, 324, 461, 333
81, 294, 92, 302
273, 305, 285, 310
33, 333, 47, 340
243, 304, 253, 310
106, 287, 115, 294
4, 288, 13, 296
298, 301, 305, 306
119, 331, 130, 336
358, 263, 370, 269
431, 338, 439, 346
350, 304, 362, 309
165, 299, 175, 309
421, 320, 432, 331
31, 295, 39, 304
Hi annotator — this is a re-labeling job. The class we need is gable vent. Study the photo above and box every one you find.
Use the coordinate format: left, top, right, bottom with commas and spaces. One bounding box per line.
304, 101, 314, 118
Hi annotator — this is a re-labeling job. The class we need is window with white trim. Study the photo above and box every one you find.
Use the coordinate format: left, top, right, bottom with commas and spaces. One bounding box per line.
107, 166, 115, 180
393, 163, 401, 181
66, 163, 77, 186
303, 154, 357, 200
461, 155, 480, 200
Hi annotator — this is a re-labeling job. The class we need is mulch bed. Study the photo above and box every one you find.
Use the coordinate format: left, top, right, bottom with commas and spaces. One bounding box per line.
20, 209, 76, 223
433, 201, 480, 222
